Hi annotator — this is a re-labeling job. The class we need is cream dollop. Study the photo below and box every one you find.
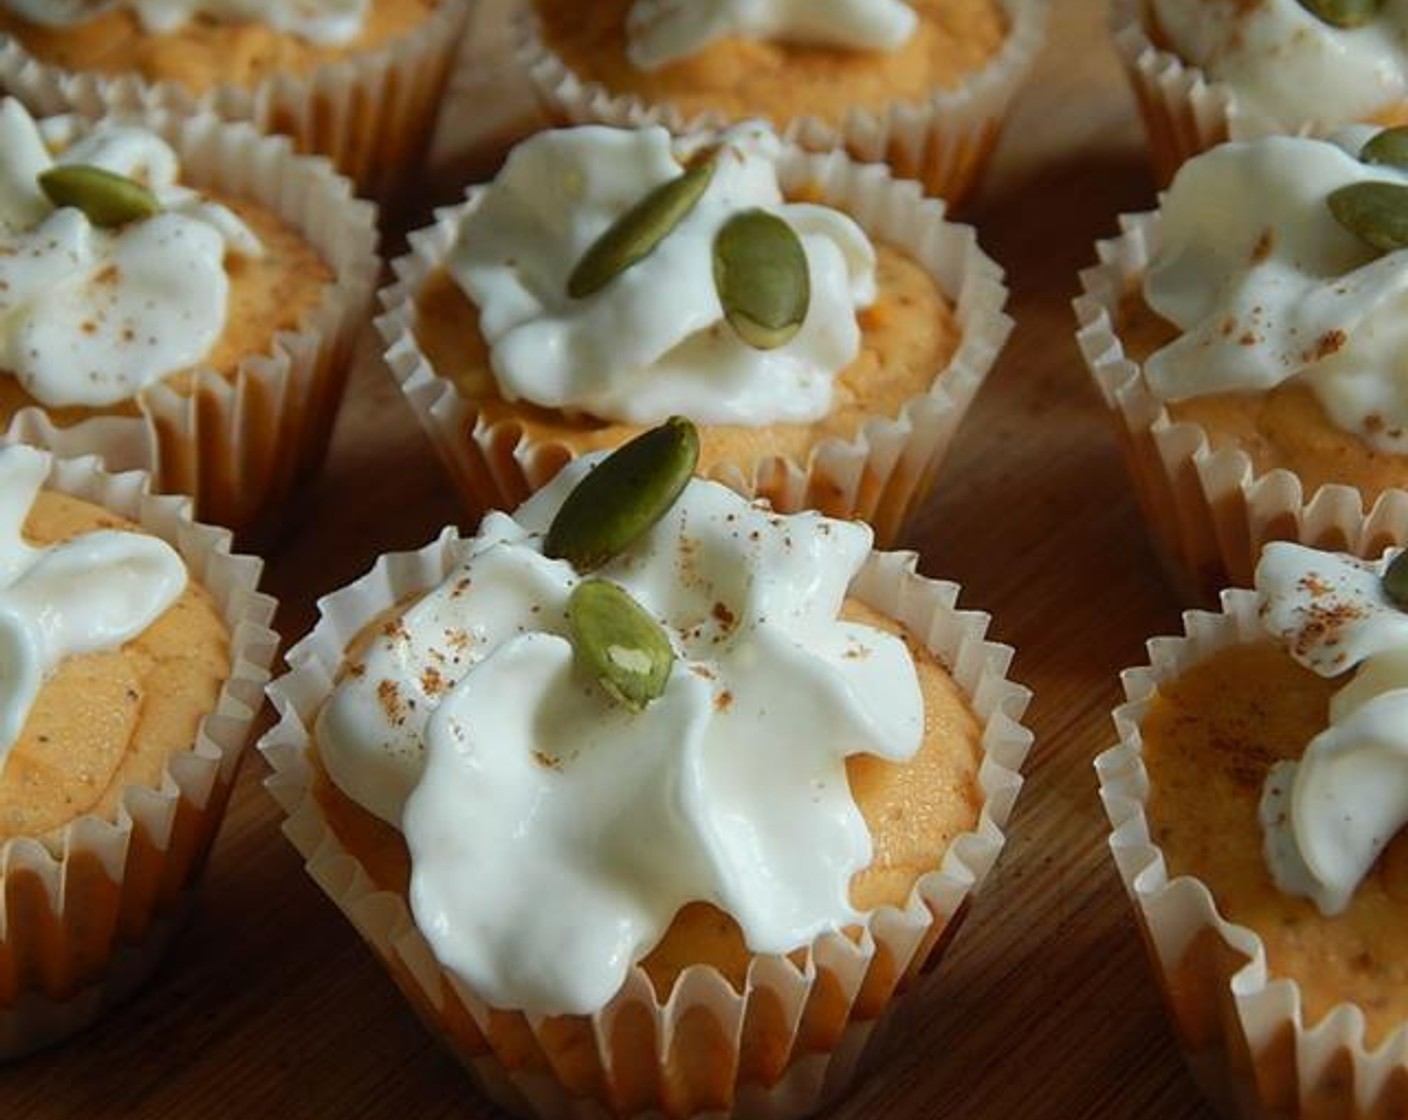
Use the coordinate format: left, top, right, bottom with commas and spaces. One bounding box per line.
317, 460, 924, 1015
1150, 0, 1408, 135
0, 444, 186, 774
626, 0, 917, 70
1143, 130, 1408, 454
447, 123, 877, 427
1255, 542, 1408, 915
0, 99, 262, 409
0, 0, 367, 45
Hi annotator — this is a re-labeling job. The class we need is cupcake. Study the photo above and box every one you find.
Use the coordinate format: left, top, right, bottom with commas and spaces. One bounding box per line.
0, 0, 471, 200
1113, 0, 1408, 184
1098, 541, 1408, 1117
0, 441, 276, 1059
379, 121, 1011, 546
261, 419, 1032, 1119
0, 97, 378, 534
516, 0, 1048, 207
1075, 127, 1408, 603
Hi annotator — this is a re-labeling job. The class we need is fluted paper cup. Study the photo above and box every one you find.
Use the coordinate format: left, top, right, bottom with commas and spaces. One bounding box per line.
377, 140, 1012, 548
1097, 589, 1408, 1118
1109, 0, 1238, 186
0, 0, 471, 200
0, 447, 278, 1060
515, 0, 1047, 209
1074, 210, 1408, 605
261, 528, 1032, 1119
0, 108, 379, 536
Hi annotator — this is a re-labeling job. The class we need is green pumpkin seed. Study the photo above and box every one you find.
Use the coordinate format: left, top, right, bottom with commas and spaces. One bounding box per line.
1327, 181, 1408, 252
1297, 0, 1381, 26
38, 164, 161, 228
1361, 127, 1408, 170
567, 578, 675, 711
712, 209, 810, 350
545, 416, 699, 571
1383, 550, 1408, 609
567, 161, 715, 299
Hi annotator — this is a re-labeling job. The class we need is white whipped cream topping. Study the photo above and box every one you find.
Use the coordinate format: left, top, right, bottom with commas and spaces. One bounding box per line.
0, 444, 186, 775
1143, 130, 1408, 454
1151, 0, 1408, 135
1254, 542, 1408, 915
626, 0, 917, 70
1, 0, 367, 46
0, 99, 263, 409
448, 123, 877, 427
317, 459, 925, 1015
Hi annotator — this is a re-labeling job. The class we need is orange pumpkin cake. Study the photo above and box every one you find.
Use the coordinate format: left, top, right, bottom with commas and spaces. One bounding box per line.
261, 423, 1032, 1119
0, 443, 276, 1058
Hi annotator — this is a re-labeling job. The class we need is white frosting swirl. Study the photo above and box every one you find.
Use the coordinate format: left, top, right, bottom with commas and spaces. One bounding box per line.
0, 99, 262, 409
448, 123, 877, 427
0, 0, 367, 46
626, 0, 917, 70
1254, 542, 1408, 915
1151, 0, 1408, 135
1143, 130, 1408, 454
317, 460, 925, 1015
0, 443, 186, 775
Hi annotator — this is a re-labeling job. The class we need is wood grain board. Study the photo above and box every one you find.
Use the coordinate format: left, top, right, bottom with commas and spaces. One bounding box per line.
1, 1, 1220, 1116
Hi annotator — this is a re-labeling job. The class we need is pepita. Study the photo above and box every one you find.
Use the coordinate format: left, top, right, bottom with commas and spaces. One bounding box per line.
567, 161, 714, 299
713, 208, 810, 350
1361, 126, 1408, 170
567, 578, 675, 711
1297, 0, 1382, 26
545, 416, 699, 571
38, 164, 161, 228
1327, 181, 1408, 252
1384, 550, 1408, 609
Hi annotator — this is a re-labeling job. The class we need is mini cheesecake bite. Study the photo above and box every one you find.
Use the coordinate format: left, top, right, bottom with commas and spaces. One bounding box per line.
0, 442, 275, 1058
262, 418, 1032, 1118
518, 0, 1047, 205
1101, 541, 1408, 1115
383, 121, 1009, 544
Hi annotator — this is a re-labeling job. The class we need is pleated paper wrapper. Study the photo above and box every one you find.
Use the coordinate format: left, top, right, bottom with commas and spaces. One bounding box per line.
0, 448, 278, 1060
0, 0, 471, 201
1096, 589, 1408, 1119
1074, 210, 1408, 606
260, 530, 1032, 1120
377, 141, 1012, 548
0, 108, 379, 537
515, 0, 1048, 209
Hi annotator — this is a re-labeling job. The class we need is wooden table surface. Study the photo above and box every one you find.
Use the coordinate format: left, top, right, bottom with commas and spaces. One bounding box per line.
0, 2, 1218, 1117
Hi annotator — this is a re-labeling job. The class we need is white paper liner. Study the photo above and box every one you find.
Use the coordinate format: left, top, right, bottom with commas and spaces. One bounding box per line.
514, 0, 1047, 208
0, 0, 472, 200
1108, 0, 1241, 185
1074, 211, 1408, 605
0, 446, 279, 1060
260, 528, 1032, 1119
376, 141, 1012, 548
0, 108, 379, 536
1096, 589, 1408, 1118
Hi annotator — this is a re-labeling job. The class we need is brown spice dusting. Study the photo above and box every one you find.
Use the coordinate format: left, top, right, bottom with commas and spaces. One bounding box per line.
377, 679, 407, 725
380, 617, 409, 642
1307, 329, 1347, 363
1249, 228, 1274, 263
711, 601, 736, 631
714, 690, 734, 713
1298, 573, 1332, 598
421, 666, 446, 697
